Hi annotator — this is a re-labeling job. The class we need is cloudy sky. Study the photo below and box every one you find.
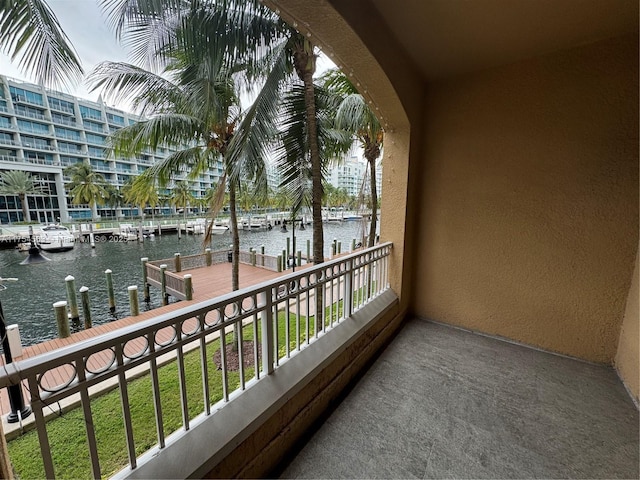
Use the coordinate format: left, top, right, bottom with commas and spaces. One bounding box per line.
0, 1, 130, 103
0, 1, 336, 113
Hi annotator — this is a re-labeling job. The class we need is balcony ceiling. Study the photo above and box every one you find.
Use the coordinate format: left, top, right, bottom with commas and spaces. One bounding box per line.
370, 0, 639, 80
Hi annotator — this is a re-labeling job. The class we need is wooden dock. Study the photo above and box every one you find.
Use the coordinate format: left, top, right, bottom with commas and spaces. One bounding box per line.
0, 261, 292, 418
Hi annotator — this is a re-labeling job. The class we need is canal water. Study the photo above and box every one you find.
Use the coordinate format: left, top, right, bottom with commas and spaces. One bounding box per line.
0, 222, 364, 347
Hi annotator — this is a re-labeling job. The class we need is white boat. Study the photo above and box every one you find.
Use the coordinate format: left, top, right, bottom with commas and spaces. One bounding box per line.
241, 216, 271, 230
37, 224, 75, 252
185, 219, 206, 234
115, 224, 137, 241
343, 214, 363, 221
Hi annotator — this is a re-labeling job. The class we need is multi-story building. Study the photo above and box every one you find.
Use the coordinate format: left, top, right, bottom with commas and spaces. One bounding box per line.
326, 154, 382, 200
0, 75, 224, 224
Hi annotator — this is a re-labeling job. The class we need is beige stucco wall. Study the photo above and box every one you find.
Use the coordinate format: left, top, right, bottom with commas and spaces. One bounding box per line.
416, 35, 638, 363
615, 246, 639, 401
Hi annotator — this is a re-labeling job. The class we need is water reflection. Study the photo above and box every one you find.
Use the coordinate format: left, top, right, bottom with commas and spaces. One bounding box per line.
0, 222, 363, 346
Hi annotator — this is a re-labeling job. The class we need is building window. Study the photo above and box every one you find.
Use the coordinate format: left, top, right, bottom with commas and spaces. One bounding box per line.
9, 86, 44, 106
79, 105, 103, 121
48, 96, 75, 114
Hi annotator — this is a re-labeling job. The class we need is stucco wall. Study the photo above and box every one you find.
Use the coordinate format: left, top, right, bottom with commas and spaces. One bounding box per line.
416, 35, 638, 363
615, 247, 639, 402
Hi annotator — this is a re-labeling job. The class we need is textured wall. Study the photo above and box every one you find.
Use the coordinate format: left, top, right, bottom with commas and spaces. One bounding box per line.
416, 35, 638, 363
616, 247, 639, 401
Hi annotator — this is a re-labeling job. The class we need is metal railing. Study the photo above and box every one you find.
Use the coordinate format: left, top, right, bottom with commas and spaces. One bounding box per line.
0, 243, 391, 479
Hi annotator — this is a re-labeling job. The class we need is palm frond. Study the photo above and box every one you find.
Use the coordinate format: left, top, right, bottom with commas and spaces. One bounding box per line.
0, 0, 83, 88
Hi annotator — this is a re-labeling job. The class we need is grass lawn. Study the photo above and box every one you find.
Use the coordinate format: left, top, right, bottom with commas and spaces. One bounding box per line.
7, 309, 326, 479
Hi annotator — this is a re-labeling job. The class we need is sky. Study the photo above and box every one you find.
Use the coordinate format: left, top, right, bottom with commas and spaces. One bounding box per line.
0, 1, 336, 113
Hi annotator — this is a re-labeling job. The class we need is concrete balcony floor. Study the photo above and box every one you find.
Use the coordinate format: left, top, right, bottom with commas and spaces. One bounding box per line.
280, 319, 639, 479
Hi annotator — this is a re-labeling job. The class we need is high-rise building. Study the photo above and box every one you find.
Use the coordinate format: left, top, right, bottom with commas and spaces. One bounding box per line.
0, 75, 224, 224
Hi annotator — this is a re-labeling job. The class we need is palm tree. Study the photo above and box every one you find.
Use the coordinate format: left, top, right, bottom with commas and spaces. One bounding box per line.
123, 175, 159, 221
64, 163, 108, 220
323, 69, 383, 247
0, 170, 43, 222
170, 181, 194, 224
103, 182, 123, 217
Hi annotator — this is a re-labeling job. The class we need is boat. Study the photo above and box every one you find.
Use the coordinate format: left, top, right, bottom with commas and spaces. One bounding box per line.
37, 224, 75, 252
241, 216, 271, 230
210, 224, 229, 235
343, 214, 363, 221
185, 219, 206, 234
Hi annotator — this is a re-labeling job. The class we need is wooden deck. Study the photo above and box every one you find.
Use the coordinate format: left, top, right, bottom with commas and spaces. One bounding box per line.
0, 261, 293, 417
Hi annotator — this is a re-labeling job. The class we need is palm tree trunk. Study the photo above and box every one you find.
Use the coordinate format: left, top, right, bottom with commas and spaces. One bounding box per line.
229, 179, 241, 350
296, 42, 324, 331
229, 181, 240, 291
20, 194, 30, 222
367, 156, 377, 248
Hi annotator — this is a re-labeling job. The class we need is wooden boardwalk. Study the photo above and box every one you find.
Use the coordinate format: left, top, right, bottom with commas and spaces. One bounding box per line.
0, 261, 291, 418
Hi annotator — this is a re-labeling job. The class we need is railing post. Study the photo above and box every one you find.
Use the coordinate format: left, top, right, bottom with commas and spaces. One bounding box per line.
260, 289, 274, 375
79, 286, 92, 329
141, 257, 150, 303
174, 253, 181, 272
160, 264, 168, 306
205, 248, 212, 266
128, 286, 139, 316
53, 301, 70, 338
184, 274, 193, 300
345, 259, 353, 318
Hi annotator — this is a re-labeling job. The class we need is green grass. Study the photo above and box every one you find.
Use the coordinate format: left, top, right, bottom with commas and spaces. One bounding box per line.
8, 286, 372, 479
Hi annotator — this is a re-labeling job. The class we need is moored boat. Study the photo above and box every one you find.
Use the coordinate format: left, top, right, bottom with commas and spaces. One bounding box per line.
37, 224, 75, 252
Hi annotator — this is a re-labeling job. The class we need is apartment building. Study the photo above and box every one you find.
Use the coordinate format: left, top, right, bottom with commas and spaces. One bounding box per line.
0, 75, 224, 224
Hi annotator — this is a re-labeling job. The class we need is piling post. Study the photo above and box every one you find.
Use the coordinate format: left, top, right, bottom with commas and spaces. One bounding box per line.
141, 257, 150, 302
261, 245, 265, 267
89, 223, 95, 248
282, 249, 287, 271
79, 286, 92, 329
177, 223, 182, 240
174, 253, 181, 272
337, 241, 342, 254
105, 269, 116, 314
277, 255, 282, 273
251, 248, 256, 266
184, 274, 193, 301
306, 239, 310, 263
128, 286, 139, 316
65, 275, 80, 326
331, 241, 336, 258
205, 248, 212, 266
286, 237, 290, 259
53, 301, 70, 338
138, 223, 144, 243
160, 264, 168, 306
352, 238, 356, 252
297, 250, 302, 267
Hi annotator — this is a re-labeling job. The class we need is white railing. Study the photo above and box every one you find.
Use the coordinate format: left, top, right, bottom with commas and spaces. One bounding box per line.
0, 243, 391, 479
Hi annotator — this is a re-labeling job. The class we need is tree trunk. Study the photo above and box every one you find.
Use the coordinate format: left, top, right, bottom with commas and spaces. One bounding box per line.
229, 181, 240, 291
294, 37, 324, 330
229, 180, 241, 350
19, 194, 30, 223
367, 156, 377, 247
